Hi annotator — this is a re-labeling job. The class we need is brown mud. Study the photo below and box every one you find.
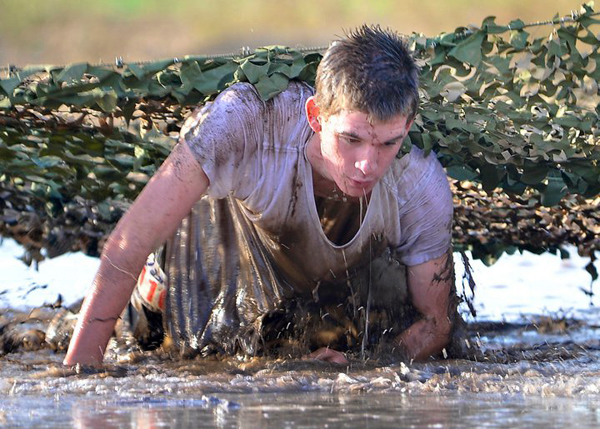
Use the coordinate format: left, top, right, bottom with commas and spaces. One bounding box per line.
3, 304, 600, 398
3, 305, 600, 427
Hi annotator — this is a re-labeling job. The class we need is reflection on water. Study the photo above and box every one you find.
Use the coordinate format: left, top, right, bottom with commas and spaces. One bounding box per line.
3, 319, 600, 428
2, 392, 600, 428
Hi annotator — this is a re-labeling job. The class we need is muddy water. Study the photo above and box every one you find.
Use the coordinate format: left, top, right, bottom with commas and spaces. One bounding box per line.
3, 392, 600, 428
3, 319, 600, 427
3, 239, 600, 427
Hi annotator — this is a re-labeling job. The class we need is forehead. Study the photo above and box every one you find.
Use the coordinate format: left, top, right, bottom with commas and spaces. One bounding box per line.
325, 110, 410, 136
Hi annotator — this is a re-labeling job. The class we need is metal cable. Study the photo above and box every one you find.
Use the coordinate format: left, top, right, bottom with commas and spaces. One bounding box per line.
0, 10, 598, 74
1, 45, 329, 75
520, 9, 593, 28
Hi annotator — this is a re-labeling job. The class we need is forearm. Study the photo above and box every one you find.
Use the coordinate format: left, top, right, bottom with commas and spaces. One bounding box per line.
397, 250, 455, 361
396, 316, 451, 361
64, 237, 148, 365
63, 141, 209, 366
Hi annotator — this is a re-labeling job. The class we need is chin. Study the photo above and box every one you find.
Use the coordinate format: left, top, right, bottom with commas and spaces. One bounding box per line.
341, 182, 375, 198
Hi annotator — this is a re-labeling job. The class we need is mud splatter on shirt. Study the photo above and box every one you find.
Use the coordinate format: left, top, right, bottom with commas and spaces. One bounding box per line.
184, 81, 453, 290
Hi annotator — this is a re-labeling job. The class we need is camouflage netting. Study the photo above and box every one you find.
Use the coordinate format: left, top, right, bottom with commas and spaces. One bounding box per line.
0, 5, 599, 275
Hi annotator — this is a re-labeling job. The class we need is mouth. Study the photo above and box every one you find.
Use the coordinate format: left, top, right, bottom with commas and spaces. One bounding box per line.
348, 178, 374, 189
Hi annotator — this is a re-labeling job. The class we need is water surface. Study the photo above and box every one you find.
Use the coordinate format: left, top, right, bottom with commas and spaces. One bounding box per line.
2, 239, 600, 427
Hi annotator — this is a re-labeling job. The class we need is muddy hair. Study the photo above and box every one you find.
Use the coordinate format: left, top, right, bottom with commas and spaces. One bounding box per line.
314, 24, 420, 122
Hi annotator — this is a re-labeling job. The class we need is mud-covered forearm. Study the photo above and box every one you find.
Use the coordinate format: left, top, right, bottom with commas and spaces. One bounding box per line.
63, 234, 147, 366
64, 142, 210, 366
397, 251, 455, 361
395, 315, 452, 361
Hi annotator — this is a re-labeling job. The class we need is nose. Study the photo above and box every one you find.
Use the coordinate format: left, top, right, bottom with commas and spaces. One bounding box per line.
354, 145, 378, 177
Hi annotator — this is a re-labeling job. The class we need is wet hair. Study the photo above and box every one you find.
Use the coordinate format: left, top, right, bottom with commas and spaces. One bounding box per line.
314, 25, 419, 122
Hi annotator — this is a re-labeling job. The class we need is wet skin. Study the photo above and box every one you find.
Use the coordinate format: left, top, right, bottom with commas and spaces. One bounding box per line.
64, 142, 210, 366
304, 96, 413, 199
305, 98, 453, 361
64, 96, 453, 366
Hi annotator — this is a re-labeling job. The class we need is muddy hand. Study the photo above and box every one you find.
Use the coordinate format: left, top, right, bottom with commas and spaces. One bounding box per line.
306, 347, 349, 365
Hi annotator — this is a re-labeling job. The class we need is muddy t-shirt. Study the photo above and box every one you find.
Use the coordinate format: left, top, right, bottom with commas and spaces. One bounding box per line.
182, 82, 453, 290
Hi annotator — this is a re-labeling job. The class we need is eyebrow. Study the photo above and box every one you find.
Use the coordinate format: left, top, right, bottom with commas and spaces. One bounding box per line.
337, 131, 363, 141
336, 130, 406, 145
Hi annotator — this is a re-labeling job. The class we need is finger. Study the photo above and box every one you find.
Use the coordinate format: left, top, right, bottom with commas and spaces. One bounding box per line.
308, 347, 349, 365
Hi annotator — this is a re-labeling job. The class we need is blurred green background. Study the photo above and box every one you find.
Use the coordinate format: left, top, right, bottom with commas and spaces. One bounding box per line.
0, 0, 591, 66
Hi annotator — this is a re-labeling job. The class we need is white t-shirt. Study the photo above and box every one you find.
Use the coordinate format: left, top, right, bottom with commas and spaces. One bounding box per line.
183, 81, 453, 291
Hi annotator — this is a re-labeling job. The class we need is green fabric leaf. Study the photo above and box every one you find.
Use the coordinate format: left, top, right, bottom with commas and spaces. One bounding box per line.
288, 52, 307, 78
421, 133, 433, 156
31, 156, 63, 169
479, 164, 506, 191
87, 66, 118, 82
448, 32, 485, 66
240, 59, 270, 84
56, 63, 88, 84
180, 61, 204, 93
508, 19, 525, 30
541, 170, 568, 206
482, 16, 508, 34
446, 165, 478, 181
193, 62, 239, 95
0, 97, 11, 108
0, 77, 20, 96
254, 73, 290, 100
95, 90, 118, 112
141, 59, 175, 75
510, 30, 529, 50
521, 165, 549, 185
126, 63, 147, 80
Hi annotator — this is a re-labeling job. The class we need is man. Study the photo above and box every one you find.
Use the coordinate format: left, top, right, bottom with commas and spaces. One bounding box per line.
64, 25, 456, 366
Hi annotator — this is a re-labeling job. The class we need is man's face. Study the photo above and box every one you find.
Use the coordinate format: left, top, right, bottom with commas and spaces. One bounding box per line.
317, 110, 413, 198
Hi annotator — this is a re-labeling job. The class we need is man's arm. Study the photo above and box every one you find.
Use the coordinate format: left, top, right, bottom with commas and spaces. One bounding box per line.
64, 141, 209, 366
395, 251, 454, 361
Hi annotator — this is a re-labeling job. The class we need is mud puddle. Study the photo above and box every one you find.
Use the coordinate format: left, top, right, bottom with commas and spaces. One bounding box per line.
3, 239, 600, 427
2, 314, 600, 427
3, 391, 600, 428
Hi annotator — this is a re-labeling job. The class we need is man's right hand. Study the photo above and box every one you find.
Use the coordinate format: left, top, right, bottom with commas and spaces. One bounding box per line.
63, 141, 209, 366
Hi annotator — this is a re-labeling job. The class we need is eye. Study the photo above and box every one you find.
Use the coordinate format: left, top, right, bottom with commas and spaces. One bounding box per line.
384, 140, 400, 147
339, 134, 360, 145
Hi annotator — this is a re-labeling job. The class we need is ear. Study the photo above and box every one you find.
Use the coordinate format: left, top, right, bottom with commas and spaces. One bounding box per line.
305, 96, 322, 133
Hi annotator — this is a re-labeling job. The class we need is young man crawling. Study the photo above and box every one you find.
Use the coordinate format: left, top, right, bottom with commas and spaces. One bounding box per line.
64, 25, 457, 366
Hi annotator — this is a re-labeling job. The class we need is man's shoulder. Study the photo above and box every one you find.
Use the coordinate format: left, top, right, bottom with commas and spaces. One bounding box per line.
184, 80, 312, 142
222, 80, 314, 150
216, 80, 314, 110
389, 146, 444, 182
384, 147, 449, 203
272, 80, 315, 107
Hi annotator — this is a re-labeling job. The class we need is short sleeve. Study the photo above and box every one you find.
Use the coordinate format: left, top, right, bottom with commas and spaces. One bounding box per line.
182, 83, 264, 199
395, 156, 453, 266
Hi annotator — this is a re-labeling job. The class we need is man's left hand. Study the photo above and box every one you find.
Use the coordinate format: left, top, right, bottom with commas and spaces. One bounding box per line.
306, 347, 349, 365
